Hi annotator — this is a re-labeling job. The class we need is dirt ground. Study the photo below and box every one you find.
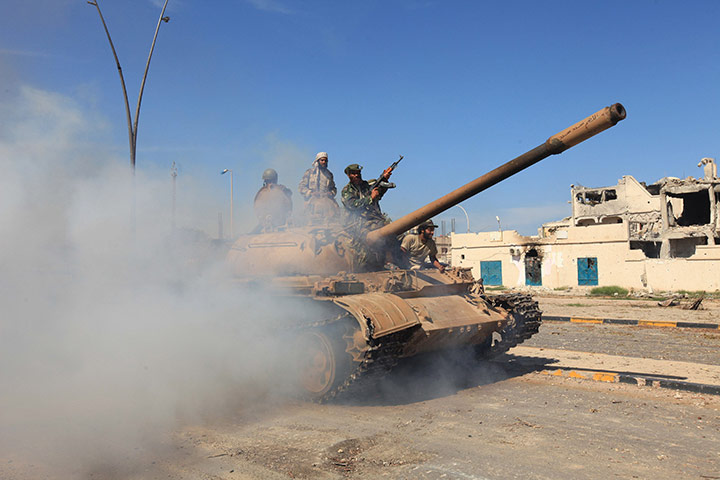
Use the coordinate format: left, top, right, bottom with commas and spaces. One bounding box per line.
37, 361, 718, 480
3, 294, 719, 480
7, 359, 717, 480
164, 379, 719, 480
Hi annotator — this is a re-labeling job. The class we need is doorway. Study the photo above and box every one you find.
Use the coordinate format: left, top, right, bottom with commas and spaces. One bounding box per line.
524, 249, 542, 286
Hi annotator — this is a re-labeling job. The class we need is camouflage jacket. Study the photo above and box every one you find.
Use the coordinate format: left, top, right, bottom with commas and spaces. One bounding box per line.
341, 179, 387, 223
298, 166, 336, 200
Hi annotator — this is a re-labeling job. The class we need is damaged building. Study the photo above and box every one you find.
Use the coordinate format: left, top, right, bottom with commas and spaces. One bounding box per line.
452, 158, 720, 291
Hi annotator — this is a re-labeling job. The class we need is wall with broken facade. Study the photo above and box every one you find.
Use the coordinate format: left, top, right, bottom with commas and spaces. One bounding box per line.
572, 175, 661, 227
451, 162, 720, 292
659, 177, 720, 258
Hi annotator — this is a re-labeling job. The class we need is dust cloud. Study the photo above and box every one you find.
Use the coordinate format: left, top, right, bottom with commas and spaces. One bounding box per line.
0, 86, 309, 477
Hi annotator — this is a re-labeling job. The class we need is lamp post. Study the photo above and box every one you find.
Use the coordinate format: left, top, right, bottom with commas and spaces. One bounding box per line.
88, 0, 171, 233
221, 169, 233, 240
456, 205, 470, 233
171, 161, 177, 233
87, 0, 171, 173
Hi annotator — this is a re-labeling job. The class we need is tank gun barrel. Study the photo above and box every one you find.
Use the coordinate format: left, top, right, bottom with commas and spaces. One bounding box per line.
366, 103, 626, 245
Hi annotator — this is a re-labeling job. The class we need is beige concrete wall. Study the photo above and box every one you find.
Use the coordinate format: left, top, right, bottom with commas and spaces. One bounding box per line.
635, 256, 720, 291
452, 225, 720, 292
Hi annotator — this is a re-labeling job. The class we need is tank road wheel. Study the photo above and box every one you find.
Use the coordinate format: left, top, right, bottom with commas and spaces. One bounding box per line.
299, 331, 337, 397
297, 322, 358, 400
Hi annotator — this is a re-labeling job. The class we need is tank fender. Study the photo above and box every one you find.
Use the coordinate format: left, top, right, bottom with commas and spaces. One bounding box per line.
332, 293, 420, 339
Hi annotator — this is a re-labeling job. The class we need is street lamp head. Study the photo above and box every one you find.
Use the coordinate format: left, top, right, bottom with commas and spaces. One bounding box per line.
221, 169, 230, 175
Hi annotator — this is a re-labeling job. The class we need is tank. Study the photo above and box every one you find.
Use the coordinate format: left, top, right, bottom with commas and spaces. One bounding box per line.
228, 103, 627, 401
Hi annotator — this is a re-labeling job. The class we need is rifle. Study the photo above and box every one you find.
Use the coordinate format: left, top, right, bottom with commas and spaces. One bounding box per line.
370, 155, 403, 191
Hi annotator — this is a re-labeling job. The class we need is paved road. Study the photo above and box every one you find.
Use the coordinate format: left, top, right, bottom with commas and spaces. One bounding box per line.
537, 294, 720, 326
525, 321, 720, 366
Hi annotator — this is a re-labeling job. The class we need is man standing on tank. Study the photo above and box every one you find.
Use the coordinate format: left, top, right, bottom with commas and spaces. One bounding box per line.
341, 163, 393, 229
253, 168, 293, 231
298, 152, 337, 201
401, 219, 445, 272
298, 152, 339, 220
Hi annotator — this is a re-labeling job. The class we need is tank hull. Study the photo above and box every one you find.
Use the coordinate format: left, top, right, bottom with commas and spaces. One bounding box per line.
269, 268, 541, 401
331, 272, 509, 358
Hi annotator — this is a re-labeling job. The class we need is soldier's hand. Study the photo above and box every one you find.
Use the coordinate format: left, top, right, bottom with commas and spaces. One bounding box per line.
382, 167, 393, 180
370, 188, 380, 201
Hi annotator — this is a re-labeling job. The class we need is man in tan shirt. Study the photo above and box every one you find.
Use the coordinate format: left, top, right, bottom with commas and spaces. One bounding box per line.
400, 219, 445, 272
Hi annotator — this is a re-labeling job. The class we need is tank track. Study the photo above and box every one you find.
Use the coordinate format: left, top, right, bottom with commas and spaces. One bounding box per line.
485, 292, 543, 357
320, 292, 542, 400
318, 327, 414, 403
298, 314, 414, 404
302, 293, 541, 402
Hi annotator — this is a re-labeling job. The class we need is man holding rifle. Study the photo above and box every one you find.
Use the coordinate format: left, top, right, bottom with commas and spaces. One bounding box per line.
341, 160, 397, 230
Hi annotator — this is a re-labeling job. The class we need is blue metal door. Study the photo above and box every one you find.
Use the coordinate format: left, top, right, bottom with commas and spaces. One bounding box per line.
577, 257, 598, 285
480, 261, 502, 286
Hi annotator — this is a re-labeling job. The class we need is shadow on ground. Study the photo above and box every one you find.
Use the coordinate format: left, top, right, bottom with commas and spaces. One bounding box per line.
334, 350, 559, 407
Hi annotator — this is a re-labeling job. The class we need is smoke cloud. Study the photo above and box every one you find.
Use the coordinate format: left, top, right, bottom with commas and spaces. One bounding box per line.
0, 85, 309, 477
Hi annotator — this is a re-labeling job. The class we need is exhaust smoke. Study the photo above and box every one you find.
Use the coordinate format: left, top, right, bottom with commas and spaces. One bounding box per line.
0, 85, 308, 478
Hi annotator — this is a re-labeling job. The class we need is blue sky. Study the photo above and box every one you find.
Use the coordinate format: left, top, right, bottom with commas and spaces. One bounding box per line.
2, 0, 719, 235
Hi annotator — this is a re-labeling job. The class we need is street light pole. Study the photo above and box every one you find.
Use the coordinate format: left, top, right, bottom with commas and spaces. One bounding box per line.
88, 0, 171, 172
221, 169, 233, 240
171, 161, 177, 233
456, 205, 470, 233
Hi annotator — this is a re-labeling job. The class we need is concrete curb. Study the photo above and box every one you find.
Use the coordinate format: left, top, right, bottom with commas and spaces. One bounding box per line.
539, 367, 720, 395
543, 315, 720, 330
